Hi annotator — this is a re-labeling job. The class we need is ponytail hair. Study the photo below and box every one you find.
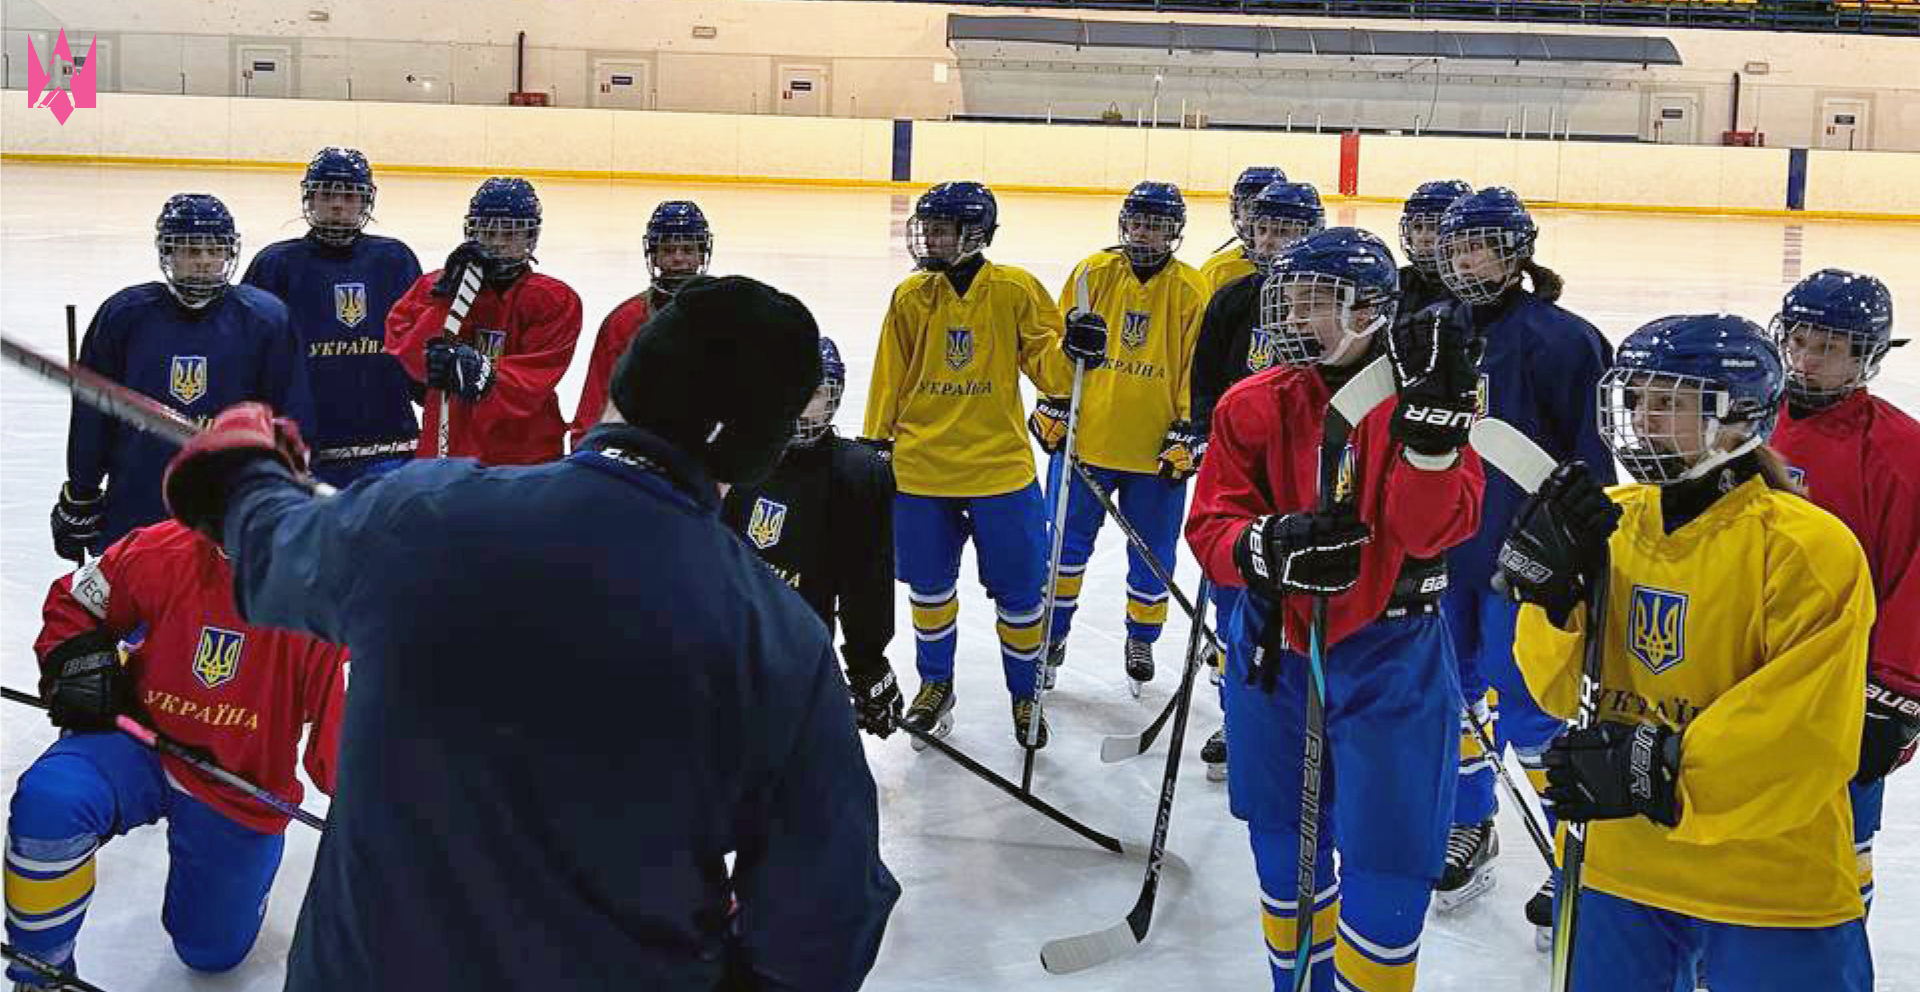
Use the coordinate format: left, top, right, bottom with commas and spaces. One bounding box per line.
1520, 260, 1564, 302
1753, 444, 1805, 495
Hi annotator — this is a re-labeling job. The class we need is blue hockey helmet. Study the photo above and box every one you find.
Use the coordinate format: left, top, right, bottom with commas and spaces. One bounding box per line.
644, 200, 714, 293
1436, 187, 1537, 305
908, 181, 998, 271
1398, 179, 1472, 275
301, 146, 375, 245
1599, 314, 1786, 485
1259, 227, 1400, 367
1245, 182, 1326, 271
1231, 165, 1289, 242
793, 336, 846, 447
154, 193, 239, 309
464, 176, 541, 275
1118, 181, 1186, 266
1771, 268, 1900, 408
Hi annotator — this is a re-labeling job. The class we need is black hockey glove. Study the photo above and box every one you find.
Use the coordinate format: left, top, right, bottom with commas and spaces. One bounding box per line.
1233, 509, 1371, 600
1028, 397, 1070, 454
1544, 721, 1682, 828
431, 241, 491, 297
847, 665, 904, 740
1156, 420, 1206, 482
1858, 680, 1920, 784
51, 482, 103, 564
1062, 309, 1108, 369
38, 630, 130, 733
1496, 461, 1621, 627
425, 338, 496, 402
1387, 301, 1483, 460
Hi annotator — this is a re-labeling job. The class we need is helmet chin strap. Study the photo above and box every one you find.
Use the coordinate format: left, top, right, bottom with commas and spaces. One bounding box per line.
1673, 419, 1762, 483
1319, 311, 1387, 367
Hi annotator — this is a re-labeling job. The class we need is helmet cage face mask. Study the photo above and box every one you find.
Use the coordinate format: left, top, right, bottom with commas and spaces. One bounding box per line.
464, 216, 541, 274
1258, 270, 1390, 367
157, 232, 241, 308
646, 232, 714, 291
1399, 211, 1447, 275
1769, 316, 1890, 407
791, 375, 844, 447
1247, 216, 1321, 272
1437, 226, 1529, 304
302, 179, 376, 245
1117, 209, 1185, 267
1598, 368, 1767, 485
907, 215, 989, 271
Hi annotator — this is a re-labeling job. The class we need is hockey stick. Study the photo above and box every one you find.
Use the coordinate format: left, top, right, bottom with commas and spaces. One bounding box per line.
1465, 417, 1606, 992
0, 334, 336, 497
2, 943, 111, 992
1023, 269, 1096, 788
2, 686, 327, 831
902, 725, 1123, 855
1463, 700, 1556, 868
1039, 576, 1214, 973
434, 263, 485, 458
1283, 355, 1396, 992
65, 304, 78, 366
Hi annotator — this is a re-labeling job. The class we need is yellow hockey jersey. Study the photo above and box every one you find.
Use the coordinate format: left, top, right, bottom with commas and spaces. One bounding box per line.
863, 261, 1074, 497
1055, 251, 1208, 475
1199, 245, 1256, 296
1514, 476, 1874, 929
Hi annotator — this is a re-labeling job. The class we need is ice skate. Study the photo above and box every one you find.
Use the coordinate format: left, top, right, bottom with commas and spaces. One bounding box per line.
1041, 640, 1065, 691
903, 680, 954, 751
1124, 637, 1154, 697
1012, 696, 1050, 750
1432, 819, 1499, 911
1202, 727, 1227, 781
1526, 873, 1556, 951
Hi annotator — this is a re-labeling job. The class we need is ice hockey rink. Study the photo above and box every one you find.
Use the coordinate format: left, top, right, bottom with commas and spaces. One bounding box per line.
1, 160, 1916, 991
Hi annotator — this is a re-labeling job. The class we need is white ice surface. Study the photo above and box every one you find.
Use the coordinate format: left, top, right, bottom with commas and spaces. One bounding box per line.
1, 162, 1915, 991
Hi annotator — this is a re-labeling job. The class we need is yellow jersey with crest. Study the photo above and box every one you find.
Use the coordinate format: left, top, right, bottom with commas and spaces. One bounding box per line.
1055, 252, 1208, 475
1514, 476, 1874, 928
1199, 244, 1256, 296
863, 261, 1074, 498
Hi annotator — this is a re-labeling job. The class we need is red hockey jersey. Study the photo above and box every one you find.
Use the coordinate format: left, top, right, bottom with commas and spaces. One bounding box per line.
385, 269, 583, 465
1773, 390, 1920, 695
568, 290, 656, 450
1186, 365, 1484, 650
34, 522, 348, 834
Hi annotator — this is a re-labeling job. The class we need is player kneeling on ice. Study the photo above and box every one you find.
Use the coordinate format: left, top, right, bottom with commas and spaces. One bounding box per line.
1185, 228, 1485, 992
1030, 182, 1208, 697
156, 275, 898, 990
5, 520, 346, 990
1504, 314, 1875, 991
724, 336, 903, 737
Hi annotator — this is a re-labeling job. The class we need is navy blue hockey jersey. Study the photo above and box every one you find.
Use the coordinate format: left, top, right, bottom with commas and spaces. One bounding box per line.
67, 282, 314, 550
221, 424, 899, 991
242, 233, 422, 462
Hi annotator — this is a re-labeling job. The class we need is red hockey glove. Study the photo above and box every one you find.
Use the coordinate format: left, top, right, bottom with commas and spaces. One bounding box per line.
163, 402, 313, 539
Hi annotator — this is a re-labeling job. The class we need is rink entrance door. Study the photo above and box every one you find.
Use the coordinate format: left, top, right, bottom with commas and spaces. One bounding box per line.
238, 45, 291, 98
1647, 93, 1698, 145
593, 60, 652, 111
778, 65, 828, 116
1819, 98, 1869, 150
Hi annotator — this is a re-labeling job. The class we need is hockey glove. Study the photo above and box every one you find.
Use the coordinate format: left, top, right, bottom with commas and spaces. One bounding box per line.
1858, 680, 1920, 784
38, 630, 130, 732
431, 241, 491, 297
1387, 301, 1483, 461
848, 665, 904, 740
1028, 397, 1070, 454
1233, 509, 1371, 600
1062, 309, 1109, 369
1544, 721, 1682, 828
1156, 420, 1206, 482
163, 402, 313, 540
1496, 461, 1620, 627
425, 338, 496, 402
51, 482, 103, 564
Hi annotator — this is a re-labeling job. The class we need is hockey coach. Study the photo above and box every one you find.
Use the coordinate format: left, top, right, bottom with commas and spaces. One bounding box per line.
158, 275, 900, 990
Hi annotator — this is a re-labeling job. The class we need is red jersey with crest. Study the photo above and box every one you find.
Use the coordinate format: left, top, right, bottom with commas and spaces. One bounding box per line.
568, 290, 658, 450
385, 270, 584, 465
1772, 390, 1920, 695
1185, 365, 1485, 649
33, 522, 348, 834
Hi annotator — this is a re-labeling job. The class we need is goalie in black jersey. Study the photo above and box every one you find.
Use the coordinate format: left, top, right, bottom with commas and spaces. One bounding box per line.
723, 337, 904, 738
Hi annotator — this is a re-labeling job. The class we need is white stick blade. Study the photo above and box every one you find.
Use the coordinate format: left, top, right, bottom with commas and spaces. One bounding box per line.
1100, 734, 1146, 763
1329, 356, 1395, 427
1469, 418, 1559, 494
1040, 920, 1142, 974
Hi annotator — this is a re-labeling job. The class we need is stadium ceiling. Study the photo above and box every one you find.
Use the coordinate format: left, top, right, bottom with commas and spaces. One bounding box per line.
947, 14, 1684, 65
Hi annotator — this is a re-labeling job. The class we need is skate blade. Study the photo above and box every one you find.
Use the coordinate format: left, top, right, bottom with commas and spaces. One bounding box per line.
1205, 762, 1226, 782
908, 714, 954, 752
1127, 678, 1144, 699
1533, 925, 1553, 953
1432, 871, 1497, 913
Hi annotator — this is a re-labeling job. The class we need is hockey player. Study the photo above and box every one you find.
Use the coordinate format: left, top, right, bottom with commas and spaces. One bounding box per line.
569, 199, 714, 448
6, 519, 345, 989
1395, 179, 1471, 319
1029, 181, 1207, 694
1430, 187, 1614, 921
1504, 314, 1874, 991
864, 181, 1105, 749
52, 193, 314, 563
1198, 165, 1287, 295
156, 275, 898, 990
1189, 179, 1326, 780
384, 176, 583, 464
1186, 228, 1484, 992
1768, 269, 1920, 921
722, 336, 903, 739
242, 147, 424, 487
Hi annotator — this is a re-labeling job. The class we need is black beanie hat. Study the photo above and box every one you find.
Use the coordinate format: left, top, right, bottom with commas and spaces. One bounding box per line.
609, 275, 822, 486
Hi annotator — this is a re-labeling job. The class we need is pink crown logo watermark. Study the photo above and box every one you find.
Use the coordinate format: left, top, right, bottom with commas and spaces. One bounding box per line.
28, 30, 98, 124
